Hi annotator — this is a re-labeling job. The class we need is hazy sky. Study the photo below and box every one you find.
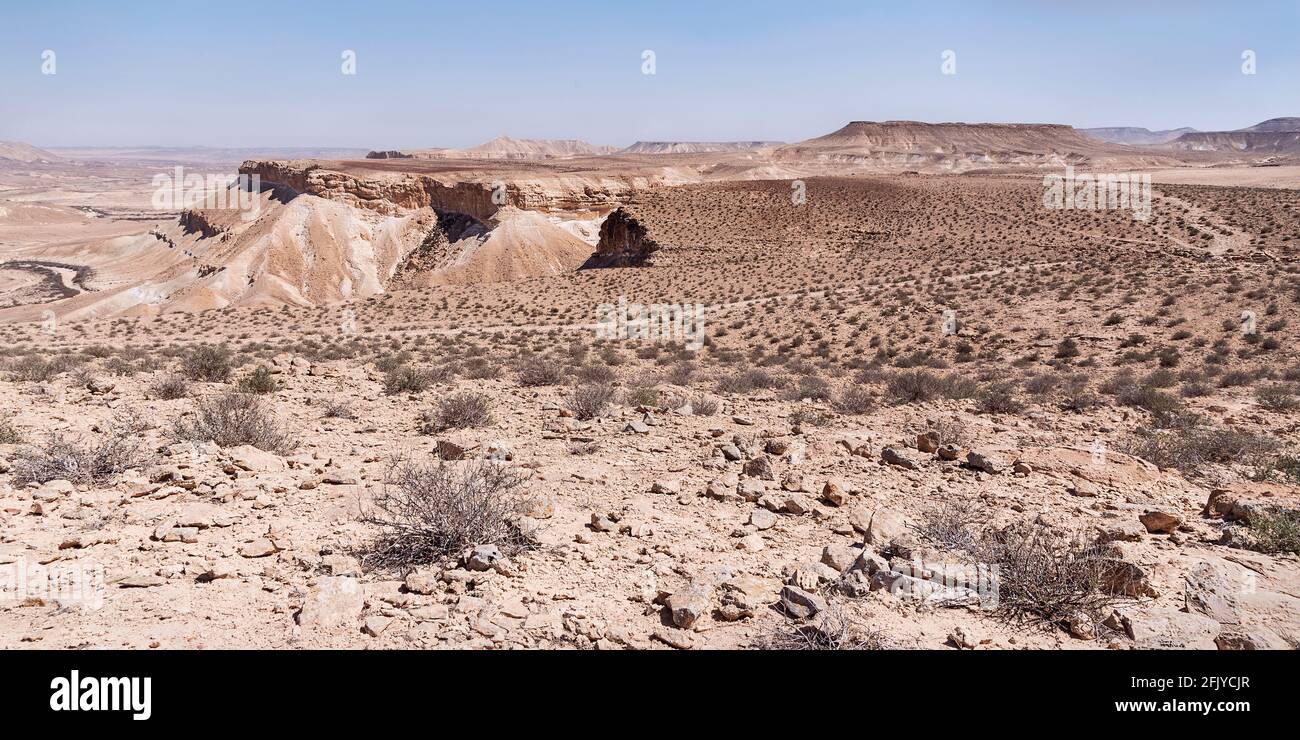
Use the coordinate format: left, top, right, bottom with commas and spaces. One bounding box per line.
2, 0, 1297, 148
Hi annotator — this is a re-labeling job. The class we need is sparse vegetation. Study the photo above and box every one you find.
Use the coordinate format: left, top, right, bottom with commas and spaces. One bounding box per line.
361, 459, 534, 570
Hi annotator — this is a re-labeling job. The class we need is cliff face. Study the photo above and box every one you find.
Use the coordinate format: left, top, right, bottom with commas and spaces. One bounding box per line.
1167, 131, 1300, 154
238, 160, 652, 220
587, 208, 659, 267
239, 160, 502, 220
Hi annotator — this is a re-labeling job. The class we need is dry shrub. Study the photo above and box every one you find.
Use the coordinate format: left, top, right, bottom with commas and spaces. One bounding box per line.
1255, 383, 1299, 411
716, 368, 786, 395
12, 414, 149, 485
516, 357, 564, 387
426, 391, 492, 431
691, 395, 720, 416
181, 345, 233, 382
1249, 510, 1300, 555
383, 366, 434, 395
1119, 426, 1278, 478
149, 374, 190, 400
833, 385, 876, 414
361, 459, 534, 570
8, 354, 76, 383
237, 365, 279, 394
566, 382, 615, 420
321, 398, 356, 419
887, 369, 976, 403
0, 415, 22, 444
976, 380, 1023, 414
760, 599, 887, 651
174, 391, 296, 454
920, 507, 1117, 627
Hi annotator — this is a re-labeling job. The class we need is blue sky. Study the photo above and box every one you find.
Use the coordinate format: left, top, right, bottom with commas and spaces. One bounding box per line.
1, 0, 1296, 147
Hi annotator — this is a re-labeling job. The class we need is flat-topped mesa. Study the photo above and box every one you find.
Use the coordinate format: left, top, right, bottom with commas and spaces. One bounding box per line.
237, 159, 647, 220
239, 159, 504, 221
585, 208, 660, 267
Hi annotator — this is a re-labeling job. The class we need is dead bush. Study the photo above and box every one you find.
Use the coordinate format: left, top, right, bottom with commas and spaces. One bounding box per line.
760, 599, 887, 650
11, 414, 149, 485
173, 392, 296, 454
566, 382, 616, 420
361, 459, 534, 570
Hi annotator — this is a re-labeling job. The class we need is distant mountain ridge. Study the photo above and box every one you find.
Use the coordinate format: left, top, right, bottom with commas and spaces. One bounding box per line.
620, 141, 782, 155
1080, 127, 1197, 145
0, 141, 62, 164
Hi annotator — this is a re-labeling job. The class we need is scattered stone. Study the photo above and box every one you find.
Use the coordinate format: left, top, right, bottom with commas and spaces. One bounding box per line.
666, 584, 713, 629
297, 577, 365, 630
1139, 510, 1182, 534
779, 585, 826, 619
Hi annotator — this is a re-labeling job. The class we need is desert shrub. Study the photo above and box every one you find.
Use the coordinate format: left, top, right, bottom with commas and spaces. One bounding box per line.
762, 599, 886, 650
977, 381, 1023, 414
373, 351, 413, 373
459, 357, 501, 380
173, 392, 296, 454
149, 375, 190, 400
576, 363, 617, 383
8, 354, 75, 382
11, 415, 148, 485
692, 395, 720, 416
625, 384, 661, 407
181, 345, 233, 382
1116, 384, 1189, 427
383, 366, 433, 395
566, 382, 616, 420
1023, 374, 1058, 397
1255, 383, 1299, 411
0, 415, 23, 444
321, 399, 356, 419
716, 368, 786, 395
1058, 374, 1100, 411
1248, 510, 1300, 555
426, 392, 492, 431
1119, 426, 1278, 478
922, 508, 1116, 627
516, 357, 564, 387
786, 375, 832, 401
834, 385, 876, 414
887, 369, 976, 403
666, 361, 696, 386
361, 460, 534, 570
1054, 337, 1081, 359
238, 365, 280, 395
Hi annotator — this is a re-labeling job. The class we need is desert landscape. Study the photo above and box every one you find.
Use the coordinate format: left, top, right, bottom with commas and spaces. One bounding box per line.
2, 113, 1297, 653
2, 0, 1298, 660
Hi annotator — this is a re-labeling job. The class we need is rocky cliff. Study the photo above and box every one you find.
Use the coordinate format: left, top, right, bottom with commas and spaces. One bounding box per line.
586, 208, 660, 267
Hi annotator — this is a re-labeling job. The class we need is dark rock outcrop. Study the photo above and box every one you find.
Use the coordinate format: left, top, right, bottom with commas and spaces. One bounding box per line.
584, 208, 660, 268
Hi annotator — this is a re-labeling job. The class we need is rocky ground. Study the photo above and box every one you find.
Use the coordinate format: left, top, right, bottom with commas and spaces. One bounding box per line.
1, 167, 1297, 651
